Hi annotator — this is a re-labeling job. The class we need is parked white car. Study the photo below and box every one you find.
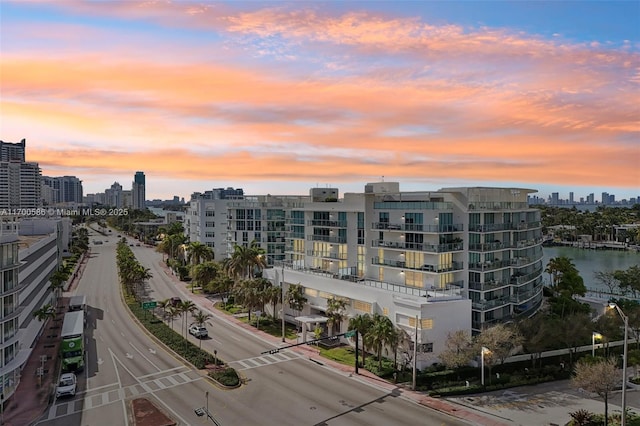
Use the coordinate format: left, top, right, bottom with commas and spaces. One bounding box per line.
56, 373, 77, 398
188, 325, 208, 338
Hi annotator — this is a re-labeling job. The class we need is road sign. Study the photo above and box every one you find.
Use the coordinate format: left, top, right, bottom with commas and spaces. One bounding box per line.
142, 301, 157, 310
344, 330, 356, 338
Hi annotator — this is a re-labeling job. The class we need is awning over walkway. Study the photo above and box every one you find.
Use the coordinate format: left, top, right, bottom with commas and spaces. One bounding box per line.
295, 314, 328, 324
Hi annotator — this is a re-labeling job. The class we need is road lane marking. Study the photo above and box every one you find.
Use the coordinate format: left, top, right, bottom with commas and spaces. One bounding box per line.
129, 342, 160, 371
138, 365, 185, 379
109, 348, 130, 426
229, 351, 302, 371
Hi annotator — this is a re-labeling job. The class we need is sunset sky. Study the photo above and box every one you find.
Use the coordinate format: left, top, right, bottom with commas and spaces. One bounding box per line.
1, 1, 639, 202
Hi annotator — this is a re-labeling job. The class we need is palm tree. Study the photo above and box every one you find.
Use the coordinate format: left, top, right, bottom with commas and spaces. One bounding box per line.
286, 283, 307, 335
192, 309, 212, 349
49, 269, 67, 308
228, 240, 267, 280
192, 261, 219, 293
234, 279, 262, 325
187, 241, 214, 267
178, 300, 197, 341
33, 303, 56, 323
167, 306, 179, 331
326, 297, 348, 336
348, 313, 372, 367
368, 314, 395, 370
265, 285, 282, 320
157, 299, 171, 323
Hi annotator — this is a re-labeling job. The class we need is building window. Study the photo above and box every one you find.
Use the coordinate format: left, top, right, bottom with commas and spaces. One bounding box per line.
420, 343, 433, 353
421, 318, 433, 330
353, 300, 372, 313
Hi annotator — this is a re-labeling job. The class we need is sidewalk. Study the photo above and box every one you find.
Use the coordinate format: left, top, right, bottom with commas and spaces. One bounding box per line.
159, 261, 510, 426
2, 298, 68, 426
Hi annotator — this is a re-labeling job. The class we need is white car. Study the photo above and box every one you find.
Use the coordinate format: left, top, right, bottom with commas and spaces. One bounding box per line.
189, 325, 208, 338
56, 373, 77, 398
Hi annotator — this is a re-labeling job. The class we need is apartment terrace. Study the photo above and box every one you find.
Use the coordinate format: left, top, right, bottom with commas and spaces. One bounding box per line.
274, 262, 463, 300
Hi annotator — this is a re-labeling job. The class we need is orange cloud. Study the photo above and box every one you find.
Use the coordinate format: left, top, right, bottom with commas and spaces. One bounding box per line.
1, 3, 638, 197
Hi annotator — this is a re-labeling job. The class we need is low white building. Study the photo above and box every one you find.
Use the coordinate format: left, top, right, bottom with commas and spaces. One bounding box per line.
265, 266, 471, 369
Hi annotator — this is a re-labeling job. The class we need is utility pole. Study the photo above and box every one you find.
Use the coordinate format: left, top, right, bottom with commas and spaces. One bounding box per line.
412, 315, 418, 391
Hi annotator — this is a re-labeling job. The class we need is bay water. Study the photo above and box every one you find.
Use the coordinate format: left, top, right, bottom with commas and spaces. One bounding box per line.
542, 246, 639, 291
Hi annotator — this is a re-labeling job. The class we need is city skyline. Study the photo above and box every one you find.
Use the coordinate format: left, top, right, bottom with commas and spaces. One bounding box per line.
1, 1, 638, 200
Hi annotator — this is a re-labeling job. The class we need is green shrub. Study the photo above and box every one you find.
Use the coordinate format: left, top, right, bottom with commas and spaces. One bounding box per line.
209, 368, 240, 387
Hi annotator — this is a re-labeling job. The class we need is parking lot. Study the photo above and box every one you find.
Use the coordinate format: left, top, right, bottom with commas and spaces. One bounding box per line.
446, 380, 640, 425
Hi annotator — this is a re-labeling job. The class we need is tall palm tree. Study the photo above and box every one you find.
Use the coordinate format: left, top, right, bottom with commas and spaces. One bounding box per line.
49, 269, 67, 308
192, 309, 213, 349
368, 314, 395, 370
178, 300, 197, 341
167, 306, 179, 331
348, 313, 373, 367
187, 241, 214, 267
157, 299, 171, 323
326, 297, 348, 336
286, 283, 307, 334
265, 285, 282, 320
234, 279, 261, 324
228, 240, 267, 280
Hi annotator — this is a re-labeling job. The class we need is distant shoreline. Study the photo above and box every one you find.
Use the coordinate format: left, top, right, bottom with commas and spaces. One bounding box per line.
543, 240, 639, 253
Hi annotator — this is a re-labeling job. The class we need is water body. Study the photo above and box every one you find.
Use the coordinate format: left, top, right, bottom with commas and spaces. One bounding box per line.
542, 245, 640, 290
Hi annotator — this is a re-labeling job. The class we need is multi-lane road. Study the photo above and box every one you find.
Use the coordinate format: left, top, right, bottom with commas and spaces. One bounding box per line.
36, 229, 470, 425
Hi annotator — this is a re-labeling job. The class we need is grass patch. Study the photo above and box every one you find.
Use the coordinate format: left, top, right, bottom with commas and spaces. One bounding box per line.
208, 368, 240, 387
246, 316, 298, 340
215, 303, 246, 315
318, 346, 357, 366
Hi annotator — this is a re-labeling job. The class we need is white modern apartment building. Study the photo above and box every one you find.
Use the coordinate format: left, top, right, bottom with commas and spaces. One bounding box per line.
0, 217, 69, 401
187, 182, 543, 364
185, 188, 246, 257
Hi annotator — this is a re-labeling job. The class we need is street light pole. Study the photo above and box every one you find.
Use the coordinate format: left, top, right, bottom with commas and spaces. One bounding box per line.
592, 332, 602, 357
610, 303, 628, 426
281, 265, 286, 343
481, 347, 490, 387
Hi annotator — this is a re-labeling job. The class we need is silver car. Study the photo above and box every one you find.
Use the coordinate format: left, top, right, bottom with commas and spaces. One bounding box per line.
56, 373, 77, 398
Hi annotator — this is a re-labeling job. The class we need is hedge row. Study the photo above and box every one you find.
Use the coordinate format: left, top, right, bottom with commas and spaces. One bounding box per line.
127, 297, 218, 369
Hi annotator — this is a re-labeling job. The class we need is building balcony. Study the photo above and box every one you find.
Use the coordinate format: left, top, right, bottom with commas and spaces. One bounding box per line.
468, 280, 511, 291
468, 242, 508, 252
371, 222, 463, 233
468, 260, 512, 272
470, 221, 542, 233
307, 235, 347, 244
372, 240, 463, 253
371, 257, 463, 273
308, 219, 347, 228
307, 251, 348, 260
472, 297, 511, 311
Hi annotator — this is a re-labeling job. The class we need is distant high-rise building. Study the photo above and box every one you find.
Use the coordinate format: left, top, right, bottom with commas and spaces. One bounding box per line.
569, 192, 574, 203
105, 182, 123, 208
602, 192, 610, 205
0, 139, 26, 162
132, 171, 146, 210
587, 193, 595, 204
0, 139, 41, 209
42, 176, 83, 205
551, 192, 559, 205
0, 161, 41, 209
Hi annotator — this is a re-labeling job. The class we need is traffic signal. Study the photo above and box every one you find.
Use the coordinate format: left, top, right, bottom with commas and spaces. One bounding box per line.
268, 349, 280, 354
